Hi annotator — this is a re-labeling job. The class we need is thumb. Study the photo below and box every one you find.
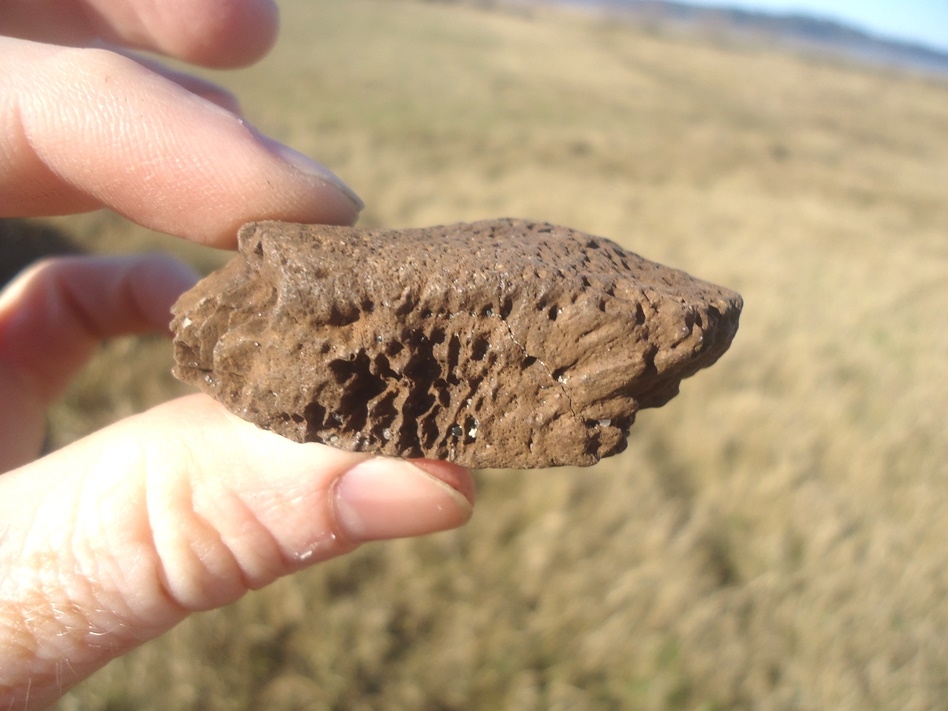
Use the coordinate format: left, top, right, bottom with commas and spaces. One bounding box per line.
0, 395, 474, 709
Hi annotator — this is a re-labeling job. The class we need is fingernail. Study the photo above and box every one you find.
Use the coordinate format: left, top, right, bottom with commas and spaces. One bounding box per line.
251, 129, 365, 212
409, 459, 476, 507
334, 458, 474, 542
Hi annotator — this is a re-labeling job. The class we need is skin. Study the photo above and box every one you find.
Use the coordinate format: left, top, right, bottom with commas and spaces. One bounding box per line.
0, 2, 476, 708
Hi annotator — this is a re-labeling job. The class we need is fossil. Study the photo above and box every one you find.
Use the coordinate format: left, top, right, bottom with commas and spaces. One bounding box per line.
171, 219, 742, 468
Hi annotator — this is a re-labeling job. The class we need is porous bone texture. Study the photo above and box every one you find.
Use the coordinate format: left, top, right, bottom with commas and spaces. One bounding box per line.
171, 219, 743, 468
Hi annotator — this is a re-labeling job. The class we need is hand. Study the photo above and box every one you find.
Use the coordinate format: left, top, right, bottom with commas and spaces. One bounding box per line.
0, 3, 476, 708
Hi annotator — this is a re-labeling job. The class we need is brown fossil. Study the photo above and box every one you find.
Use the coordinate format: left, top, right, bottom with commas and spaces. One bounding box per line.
171, 219, 742, 468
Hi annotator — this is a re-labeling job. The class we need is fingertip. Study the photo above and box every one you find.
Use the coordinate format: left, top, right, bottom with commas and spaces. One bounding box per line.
0, 0, 281, 69
334, 458, 475, 543
251, 131, 365, 215
146, 0, 281, 68
410, 459, 477, 507
0, 254, 201, 405
130, 255, 200, 331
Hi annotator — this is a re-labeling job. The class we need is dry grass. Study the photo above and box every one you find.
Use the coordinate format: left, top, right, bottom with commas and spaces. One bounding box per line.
20, 0, 948, 708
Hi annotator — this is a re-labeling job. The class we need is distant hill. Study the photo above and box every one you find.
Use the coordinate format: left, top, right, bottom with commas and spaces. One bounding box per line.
496, 0, 948, 77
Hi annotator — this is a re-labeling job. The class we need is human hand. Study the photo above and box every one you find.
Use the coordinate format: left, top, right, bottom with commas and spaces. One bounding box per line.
0, 2, 476, 708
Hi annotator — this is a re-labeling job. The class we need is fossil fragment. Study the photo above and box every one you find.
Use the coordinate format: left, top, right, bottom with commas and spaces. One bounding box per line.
171, 219, 742, 468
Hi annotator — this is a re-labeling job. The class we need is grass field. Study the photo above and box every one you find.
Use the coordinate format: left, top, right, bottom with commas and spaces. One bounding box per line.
18, 0, 948, 708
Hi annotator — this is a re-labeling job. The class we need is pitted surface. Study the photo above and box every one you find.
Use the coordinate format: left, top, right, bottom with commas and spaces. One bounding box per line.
171, 219, 743, 468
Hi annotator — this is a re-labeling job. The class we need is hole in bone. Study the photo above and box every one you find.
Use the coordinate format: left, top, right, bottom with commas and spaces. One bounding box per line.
446, 334, 461, 385
403, 330, 441, 381
394, 293, 417, 316
499, 296, 514, 319
584, 428, 602, 457
420, 412, 440, 448
464, 415, 479, 441
436, 380, 451, 407
303, 402, 328, 440
327, 351, 387, 433
373, 353, 400, 380
370, 392, 399, 442
327, 302, 360, 327
471, 336, 490, 361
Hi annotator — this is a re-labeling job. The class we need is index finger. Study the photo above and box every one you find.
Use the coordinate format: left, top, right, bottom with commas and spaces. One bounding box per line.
1, 0, 279, 68
0, 39, 363, 248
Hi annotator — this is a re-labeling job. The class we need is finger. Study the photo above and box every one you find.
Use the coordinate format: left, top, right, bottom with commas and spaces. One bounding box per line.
0, 394, 475, 708
0, 254, 197, 471
0, 39, 363, 247
119, 50, 244, 114
1, 0, 279, 68
0, 253, 197, 402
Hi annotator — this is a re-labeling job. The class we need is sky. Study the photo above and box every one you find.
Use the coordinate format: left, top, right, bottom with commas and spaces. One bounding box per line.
682, 0, 948, 53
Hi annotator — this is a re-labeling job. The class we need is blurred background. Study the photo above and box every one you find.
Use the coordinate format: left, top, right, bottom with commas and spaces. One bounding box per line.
6, 0, 947, 708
